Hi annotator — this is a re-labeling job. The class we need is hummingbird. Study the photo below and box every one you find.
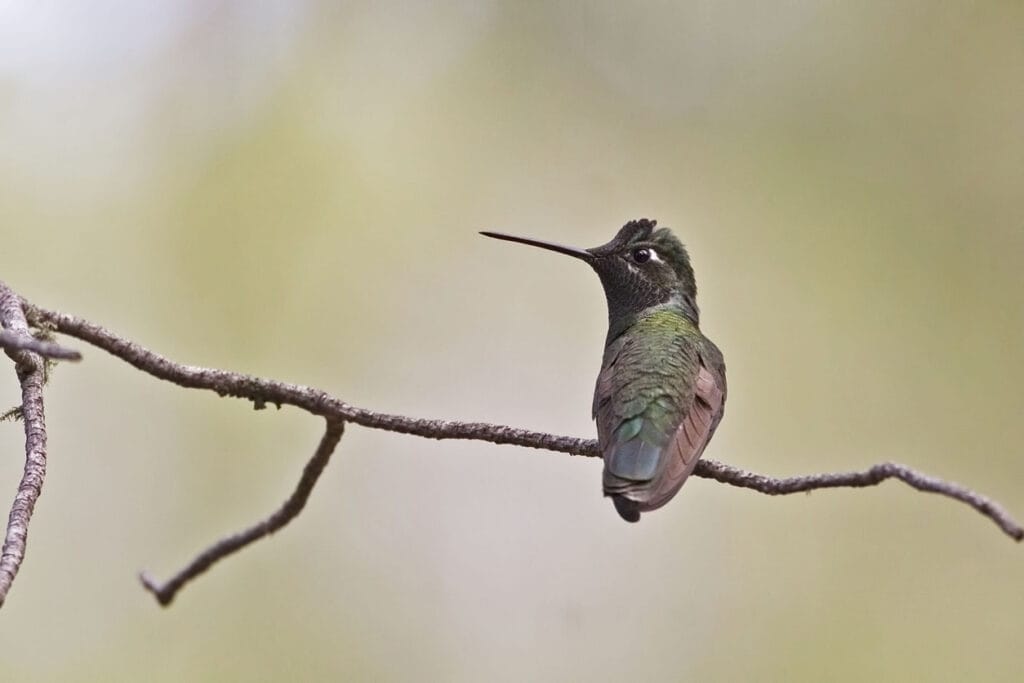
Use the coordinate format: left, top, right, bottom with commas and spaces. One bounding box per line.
481, 219, 726, 522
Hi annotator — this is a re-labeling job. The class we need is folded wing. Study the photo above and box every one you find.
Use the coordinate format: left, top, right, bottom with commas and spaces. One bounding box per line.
595, 327, 726, 521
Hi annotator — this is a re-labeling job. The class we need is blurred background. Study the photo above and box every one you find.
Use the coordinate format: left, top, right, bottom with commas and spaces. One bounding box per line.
1, 2, 1022, 681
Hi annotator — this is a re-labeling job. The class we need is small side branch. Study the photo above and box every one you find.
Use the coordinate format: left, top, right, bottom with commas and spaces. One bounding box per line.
140, 418, 345, 606
0, 329, 81, 361
0, 283, 51, 607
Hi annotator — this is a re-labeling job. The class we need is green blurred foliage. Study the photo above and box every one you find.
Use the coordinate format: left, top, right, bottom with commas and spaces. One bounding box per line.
1, 2, 1022, 681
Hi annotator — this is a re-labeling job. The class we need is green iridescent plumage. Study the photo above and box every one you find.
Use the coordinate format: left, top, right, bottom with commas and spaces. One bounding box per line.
595, 310, 701, 479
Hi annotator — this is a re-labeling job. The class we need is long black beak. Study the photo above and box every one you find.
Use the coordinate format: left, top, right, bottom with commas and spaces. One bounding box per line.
479, 231, 592, 261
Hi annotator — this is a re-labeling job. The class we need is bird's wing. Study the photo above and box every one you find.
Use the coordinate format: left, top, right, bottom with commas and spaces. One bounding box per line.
592, 335, 625, 446
595, 324, 726, 514
641, 359, 725, 510
594, 326, 699, 487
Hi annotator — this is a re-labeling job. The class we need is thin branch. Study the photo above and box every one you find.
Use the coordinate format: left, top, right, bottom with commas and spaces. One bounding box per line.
0, 283, 50, 607
22, 301, 1023, 543
22, 302, 591, 455
140, 418, 345, 606
697, 460, 1023, 541
8, 296, 1020, 606
0, 329, 81, 361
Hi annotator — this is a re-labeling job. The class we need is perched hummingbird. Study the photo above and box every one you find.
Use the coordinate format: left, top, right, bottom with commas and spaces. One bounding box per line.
481, 219, 726, 522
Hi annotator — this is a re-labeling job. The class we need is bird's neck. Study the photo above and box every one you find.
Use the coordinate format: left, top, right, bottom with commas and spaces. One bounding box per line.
605, 295, 700, 346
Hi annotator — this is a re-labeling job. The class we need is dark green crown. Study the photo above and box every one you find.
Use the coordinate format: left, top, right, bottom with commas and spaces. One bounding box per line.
594, 218, 697, 302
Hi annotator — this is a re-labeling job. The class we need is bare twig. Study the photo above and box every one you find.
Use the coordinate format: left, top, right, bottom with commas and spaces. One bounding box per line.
5, 295, 1020, 607
697, 460, 1023, 541
0, 329, 81, 361
140, 419, 345, 606
0, 283, 51, 607
22, 302, 591, 456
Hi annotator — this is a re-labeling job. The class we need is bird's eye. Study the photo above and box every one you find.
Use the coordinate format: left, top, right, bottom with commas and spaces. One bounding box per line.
631, 247, 651, 263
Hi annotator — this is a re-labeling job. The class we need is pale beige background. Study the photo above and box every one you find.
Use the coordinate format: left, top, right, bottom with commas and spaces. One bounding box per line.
1, 3, 1022, 681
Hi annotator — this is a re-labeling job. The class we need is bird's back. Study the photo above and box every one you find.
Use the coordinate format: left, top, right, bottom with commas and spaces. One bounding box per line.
594, 307, 726, 521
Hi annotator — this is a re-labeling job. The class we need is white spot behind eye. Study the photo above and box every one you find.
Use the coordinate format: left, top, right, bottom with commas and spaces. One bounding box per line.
648, 249, 661, 262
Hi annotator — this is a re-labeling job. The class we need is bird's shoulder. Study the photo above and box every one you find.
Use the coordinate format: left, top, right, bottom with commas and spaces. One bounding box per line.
592, 308, 702, 423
